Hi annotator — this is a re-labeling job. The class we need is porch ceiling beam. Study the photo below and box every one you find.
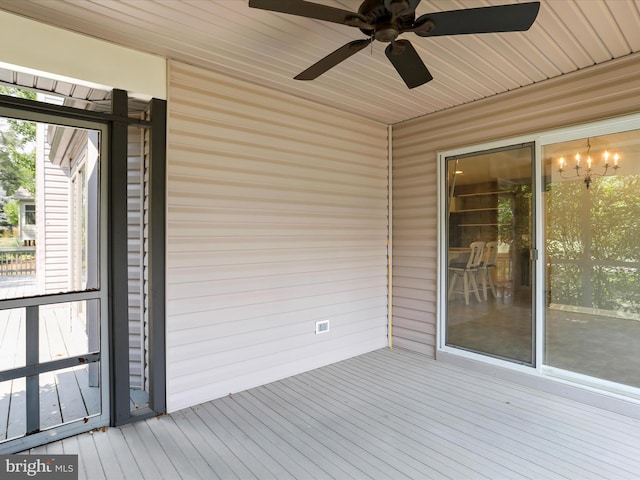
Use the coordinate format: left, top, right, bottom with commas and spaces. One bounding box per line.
0, 92, 151, 126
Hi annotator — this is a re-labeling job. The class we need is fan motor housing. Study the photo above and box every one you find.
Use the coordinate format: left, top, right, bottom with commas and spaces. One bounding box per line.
358, 0, 390, 21
358, 0, 416, 39
374, 23, 399, 42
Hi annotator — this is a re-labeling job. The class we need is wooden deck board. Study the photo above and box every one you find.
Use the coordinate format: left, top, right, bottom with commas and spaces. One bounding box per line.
260, 381, 404, 480
128, 420, 183, 480
354, 359, 613, 478
75, 432, 108, 480
6, 378, 26, 440
251, 383, 397, 480
246, 386, 372, 479
360, 352, 640, 478
354, 352, 640, 475
305, 365, 528, 480
39, 317, 64, 430
1, 309, 25, 439
236, 390, 365, 479
197, 400, 292, 480
17, 347, 640, 480
276, 375, 450, 480
101, 428, 143, 480
91, 430, 130, 479
174, 407, 252, 479
0, 315, 16, 439
146, 414, 218, 479
341, 354, 632, 478
214, 396, 324, 480
113, 423, 166, 480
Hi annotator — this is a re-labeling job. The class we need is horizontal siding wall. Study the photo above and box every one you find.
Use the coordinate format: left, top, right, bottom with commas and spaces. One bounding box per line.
167, 60, 389, 412
391, 53, 640, 356
38, 156, 70, 294
127, 125, 144, 390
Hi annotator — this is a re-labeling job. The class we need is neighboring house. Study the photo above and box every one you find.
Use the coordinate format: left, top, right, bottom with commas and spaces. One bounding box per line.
15, 186, 35, 245
1, 4, 640, 455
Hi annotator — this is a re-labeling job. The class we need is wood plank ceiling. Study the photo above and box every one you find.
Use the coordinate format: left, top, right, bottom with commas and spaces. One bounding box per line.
1, 0, 639, 125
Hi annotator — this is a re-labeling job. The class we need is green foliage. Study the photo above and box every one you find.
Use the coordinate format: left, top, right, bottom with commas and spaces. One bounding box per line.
497, 195, 513, 244
0, 87, 36, 196
546, 175, 640, 312
0, 86, 36, 101
591, 176, 640, 262
3, 199, 19, 226
548, 264, 583, 305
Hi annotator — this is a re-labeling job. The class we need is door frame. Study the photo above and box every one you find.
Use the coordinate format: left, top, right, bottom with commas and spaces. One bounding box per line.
0, 106, 110, 453
437, 135, 539, 372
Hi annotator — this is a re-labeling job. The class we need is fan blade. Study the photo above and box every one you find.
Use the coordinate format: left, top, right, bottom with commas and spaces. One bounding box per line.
413, 2, 540, 37
248, 0, 369, 28
385, 40, 433, 89
295, 39, 371, 81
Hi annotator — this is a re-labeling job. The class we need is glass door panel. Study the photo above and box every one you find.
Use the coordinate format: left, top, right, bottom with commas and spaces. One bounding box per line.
543, 129, 640, 387
445, 144, 535, 365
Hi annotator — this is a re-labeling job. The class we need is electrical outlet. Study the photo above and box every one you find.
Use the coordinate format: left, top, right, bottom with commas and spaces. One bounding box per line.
315, 320, 330, 334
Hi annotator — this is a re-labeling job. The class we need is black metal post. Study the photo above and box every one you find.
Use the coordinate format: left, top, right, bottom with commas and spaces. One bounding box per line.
147, 98, 167, 415
109, 89, 131, 426
25, 306, 40, 435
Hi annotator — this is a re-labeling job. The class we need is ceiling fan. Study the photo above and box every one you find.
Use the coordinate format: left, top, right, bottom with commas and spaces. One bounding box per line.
248, 0, 540, 89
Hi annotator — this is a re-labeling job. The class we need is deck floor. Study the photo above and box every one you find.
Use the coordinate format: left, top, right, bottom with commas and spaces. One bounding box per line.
0, 301, 101, 441
1, 283, 148, 442
25, 348, 640, 480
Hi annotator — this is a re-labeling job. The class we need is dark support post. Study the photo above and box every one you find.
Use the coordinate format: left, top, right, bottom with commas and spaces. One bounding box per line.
110, 89, 131, 425
25, 306, 40, 434
148, 98, 167, 414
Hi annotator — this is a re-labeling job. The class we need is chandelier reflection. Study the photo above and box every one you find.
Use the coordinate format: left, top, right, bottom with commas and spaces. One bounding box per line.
558, 138, 620, 189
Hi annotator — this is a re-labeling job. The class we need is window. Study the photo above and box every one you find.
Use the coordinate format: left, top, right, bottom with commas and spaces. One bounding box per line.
24, 204, 35, 225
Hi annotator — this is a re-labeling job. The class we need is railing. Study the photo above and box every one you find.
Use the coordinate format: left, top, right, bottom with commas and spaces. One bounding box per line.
0, 246, 36, 276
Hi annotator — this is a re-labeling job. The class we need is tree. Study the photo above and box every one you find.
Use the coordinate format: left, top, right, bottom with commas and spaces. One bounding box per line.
3, 199, 19, 226
0, 87, 37, 196
546, 174, 640, 312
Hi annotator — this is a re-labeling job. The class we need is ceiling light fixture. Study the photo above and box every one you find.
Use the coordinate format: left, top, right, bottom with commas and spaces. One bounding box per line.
557, 138, 620, 189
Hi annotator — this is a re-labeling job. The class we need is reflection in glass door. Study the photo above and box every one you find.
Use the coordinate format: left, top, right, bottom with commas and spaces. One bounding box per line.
445, 144, 535, 365
543, 128, 640, 389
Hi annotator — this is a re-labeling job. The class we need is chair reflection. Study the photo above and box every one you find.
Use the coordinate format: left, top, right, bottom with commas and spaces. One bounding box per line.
480, 240, 498, 300
449, 241, 484, 305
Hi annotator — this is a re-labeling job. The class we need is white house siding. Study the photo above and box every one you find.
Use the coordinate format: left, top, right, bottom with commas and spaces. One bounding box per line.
143, 113, 151, 393
391, 53, 640, 356
36, 139, 70, 294
166, 60, 389, 412
35, 96, 71, 294
128, 124, 145, 390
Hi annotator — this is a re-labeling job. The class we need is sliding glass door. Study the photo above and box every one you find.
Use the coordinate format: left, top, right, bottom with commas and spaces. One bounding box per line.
542, 128, 640, 388
441, 115, 640, 400
444, 144, 535, 365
